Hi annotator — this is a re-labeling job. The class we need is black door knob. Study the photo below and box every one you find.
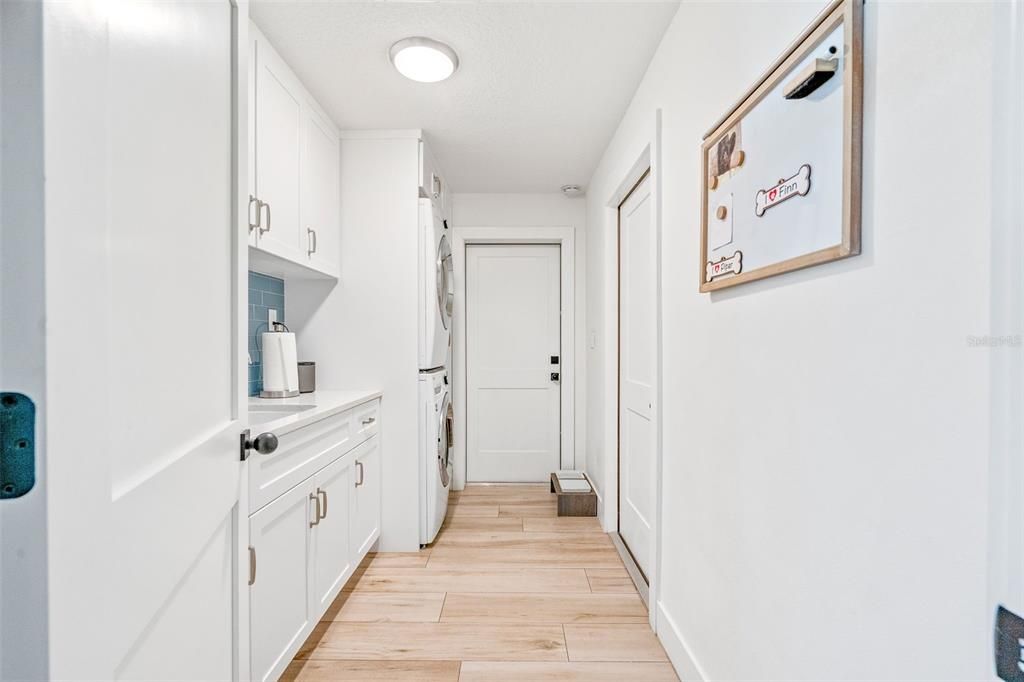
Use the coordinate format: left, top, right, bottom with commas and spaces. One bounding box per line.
550, 372, 560, 382
251, 432, 279, 455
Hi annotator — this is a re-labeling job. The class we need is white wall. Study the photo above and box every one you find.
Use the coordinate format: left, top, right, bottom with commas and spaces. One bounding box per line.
586, 1, 1005, 679
450, 193, 588, 475
291, 135, 422, 552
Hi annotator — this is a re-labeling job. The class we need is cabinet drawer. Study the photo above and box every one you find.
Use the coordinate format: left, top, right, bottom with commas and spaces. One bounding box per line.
249, 410, 353, 513
351, 399, 380, 445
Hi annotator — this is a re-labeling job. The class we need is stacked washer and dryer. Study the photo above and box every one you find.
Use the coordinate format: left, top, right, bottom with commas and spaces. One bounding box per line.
418, 197, 454, 545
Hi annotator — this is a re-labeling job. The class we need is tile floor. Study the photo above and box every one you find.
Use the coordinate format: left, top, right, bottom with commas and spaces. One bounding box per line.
284, 484, 678, 681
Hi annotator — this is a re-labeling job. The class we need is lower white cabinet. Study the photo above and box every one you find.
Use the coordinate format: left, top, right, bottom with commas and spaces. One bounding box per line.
311, 454, 354, 614
248, 412, 381, 682
351, 437, 381, 558
249, 481, 315, 682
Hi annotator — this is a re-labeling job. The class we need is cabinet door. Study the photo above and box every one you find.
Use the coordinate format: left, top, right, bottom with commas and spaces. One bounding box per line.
302, 105, 340, 276
249, 480, 316, 682
247, 32, 259, 247
311, 454, 353, 615
350, 437, 382, 558
254, 31, 304, 262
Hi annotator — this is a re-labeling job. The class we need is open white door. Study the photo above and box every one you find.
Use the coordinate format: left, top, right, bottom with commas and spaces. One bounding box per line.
618, 172, 656, 581
16, 2, 248, 678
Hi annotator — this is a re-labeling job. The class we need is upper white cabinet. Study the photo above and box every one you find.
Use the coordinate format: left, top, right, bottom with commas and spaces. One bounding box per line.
419, 140, 449, 221
249, 24, 340, 279
303, 107, 341, 276
253, 33, 304, 263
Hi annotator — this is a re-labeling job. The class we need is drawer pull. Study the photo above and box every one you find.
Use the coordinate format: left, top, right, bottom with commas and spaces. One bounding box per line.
317, 488, 328, 520
248, 546, 256, 586
310, 492, 321, 527
361, 416, 376, 426
355, 461, 364, 487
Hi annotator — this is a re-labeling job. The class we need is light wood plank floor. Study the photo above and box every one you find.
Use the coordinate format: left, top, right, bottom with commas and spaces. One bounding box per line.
285, 485, 677, 682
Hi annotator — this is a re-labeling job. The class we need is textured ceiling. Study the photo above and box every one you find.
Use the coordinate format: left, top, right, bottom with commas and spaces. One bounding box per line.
250, 1, 680, 193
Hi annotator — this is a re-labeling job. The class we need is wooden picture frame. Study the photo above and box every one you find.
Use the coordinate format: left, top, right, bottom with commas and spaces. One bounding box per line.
698, 0, 863, 293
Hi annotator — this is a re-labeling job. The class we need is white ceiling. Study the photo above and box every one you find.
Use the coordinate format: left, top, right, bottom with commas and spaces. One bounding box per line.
250, 1, 680, 193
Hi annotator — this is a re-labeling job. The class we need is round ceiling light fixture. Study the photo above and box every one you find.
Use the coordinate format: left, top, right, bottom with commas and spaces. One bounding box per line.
561, 184, 584, 197
389, 37, 459, 83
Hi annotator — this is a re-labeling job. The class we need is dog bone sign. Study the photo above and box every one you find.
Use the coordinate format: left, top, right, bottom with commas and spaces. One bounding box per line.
706, 251, 743, 281
755, 164, 812, 217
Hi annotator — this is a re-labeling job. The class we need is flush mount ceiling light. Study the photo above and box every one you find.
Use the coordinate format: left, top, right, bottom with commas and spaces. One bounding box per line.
561, 184, 584, 197
389, 37, 459, 83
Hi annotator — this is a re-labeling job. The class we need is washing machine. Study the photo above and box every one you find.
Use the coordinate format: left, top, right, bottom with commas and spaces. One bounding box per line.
419, 198, 452, 371
419, 367, 452, 545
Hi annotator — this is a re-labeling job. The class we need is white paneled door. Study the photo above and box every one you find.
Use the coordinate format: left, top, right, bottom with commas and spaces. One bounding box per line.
619, 172, 656, 580
467, 245, 561, 482
36, 2, 245, 679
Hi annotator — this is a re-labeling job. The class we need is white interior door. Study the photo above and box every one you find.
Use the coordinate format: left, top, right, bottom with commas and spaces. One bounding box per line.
38, 2, 245, 678
466, 244, 561, 482
619, 172, 656, 580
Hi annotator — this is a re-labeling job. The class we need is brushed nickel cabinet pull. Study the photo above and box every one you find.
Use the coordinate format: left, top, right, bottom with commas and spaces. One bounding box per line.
355, 461, 364, 487
310, 492, 321, 527
248, 546, 256, 586
248, 195, 261, 233
317, 488, 327, 519
260, 201, 271, 235
307, 227, 317, 256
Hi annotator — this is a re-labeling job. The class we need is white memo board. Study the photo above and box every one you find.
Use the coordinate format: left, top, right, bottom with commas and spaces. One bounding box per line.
699, 0, 862, 293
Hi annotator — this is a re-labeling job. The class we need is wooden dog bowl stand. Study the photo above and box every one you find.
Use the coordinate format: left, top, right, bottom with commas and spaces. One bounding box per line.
549, 473, 598, 517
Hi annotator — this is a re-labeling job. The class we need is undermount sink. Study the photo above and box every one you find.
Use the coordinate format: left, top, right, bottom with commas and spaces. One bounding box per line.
248, 404, 316, 425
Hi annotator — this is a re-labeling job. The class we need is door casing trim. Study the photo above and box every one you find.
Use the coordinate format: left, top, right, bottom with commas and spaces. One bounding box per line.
452, 226, 576, 489
601, 109, 663, 633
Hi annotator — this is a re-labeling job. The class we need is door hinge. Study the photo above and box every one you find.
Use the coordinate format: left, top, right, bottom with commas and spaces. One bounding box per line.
1, 393, 35, 499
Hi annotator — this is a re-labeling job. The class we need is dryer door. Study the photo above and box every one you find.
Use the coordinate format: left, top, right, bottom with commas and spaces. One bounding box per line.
437, 392, 451, 487
436, 235, 453, 331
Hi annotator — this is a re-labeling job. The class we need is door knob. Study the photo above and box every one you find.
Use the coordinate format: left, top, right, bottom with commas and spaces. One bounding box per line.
550, 372, 560, 382
239, 429, 279, 461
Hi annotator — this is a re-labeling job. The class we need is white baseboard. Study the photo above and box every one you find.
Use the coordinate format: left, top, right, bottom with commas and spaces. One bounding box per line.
656, 601, 707, 682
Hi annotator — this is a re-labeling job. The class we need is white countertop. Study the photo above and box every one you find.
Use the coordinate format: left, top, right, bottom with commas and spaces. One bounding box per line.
247, 389, 381, 436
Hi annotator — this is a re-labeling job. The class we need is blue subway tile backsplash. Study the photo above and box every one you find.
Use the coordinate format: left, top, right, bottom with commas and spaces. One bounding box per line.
249, 272, 285, 397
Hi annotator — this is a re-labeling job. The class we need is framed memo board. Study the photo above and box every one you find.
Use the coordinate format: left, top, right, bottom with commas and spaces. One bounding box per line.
699, 0, 862, 292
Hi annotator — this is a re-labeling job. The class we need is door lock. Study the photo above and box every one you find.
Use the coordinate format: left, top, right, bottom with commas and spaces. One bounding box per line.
550, 372, 560, 382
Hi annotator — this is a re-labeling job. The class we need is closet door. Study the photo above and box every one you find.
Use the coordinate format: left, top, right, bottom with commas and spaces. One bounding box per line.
253, 29, 304, 261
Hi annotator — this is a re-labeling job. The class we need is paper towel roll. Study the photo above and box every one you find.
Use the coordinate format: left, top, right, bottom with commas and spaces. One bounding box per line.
261, 332, 299, 397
